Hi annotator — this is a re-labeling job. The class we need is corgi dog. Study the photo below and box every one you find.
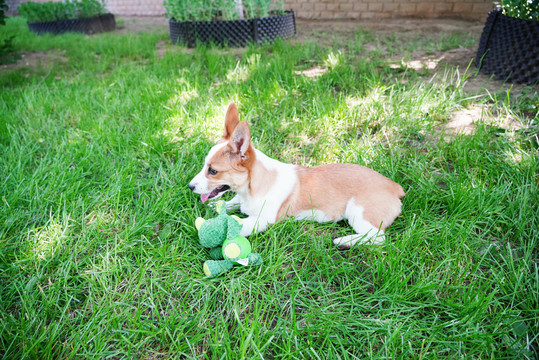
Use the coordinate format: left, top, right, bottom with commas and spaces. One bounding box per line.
189, 103, 405, 248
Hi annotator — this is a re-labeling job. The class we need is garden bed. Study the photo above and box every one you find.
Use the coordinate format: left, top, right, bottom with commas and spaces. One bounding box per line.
27, 13, 116, 35
169, 11, 296, 47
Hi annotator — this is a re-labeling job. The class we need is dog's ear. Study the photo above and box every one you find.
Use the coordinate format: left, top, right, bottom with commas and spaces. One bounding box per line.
223, 103, 240, 140
229, 121, 251, 160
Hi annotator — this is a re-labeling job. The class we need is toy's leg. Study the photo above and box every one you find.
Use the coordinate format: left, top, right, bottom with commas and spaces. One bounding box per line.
203, 260, 233, 278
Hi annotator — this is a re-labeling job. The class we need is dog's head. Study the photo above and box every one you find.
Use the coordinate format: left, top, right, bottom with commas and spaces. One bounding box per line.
188, 103, 255, 203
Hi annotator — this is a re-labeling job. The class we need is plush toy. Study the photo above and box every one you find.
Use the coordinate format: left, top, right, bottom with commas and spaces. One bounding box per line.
196, 201, 262, 278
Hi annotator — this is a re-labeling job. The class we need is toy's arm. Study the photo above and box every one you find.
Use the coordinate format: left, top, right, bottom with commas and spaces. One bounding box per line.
195, 217, 205, 231
226, 215, 243, 239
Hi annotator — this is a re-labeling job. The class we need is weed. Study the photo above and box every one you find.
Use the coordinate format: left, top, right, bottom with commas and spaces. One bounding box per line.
164, 0, 285, 21
18, 0, 106, 22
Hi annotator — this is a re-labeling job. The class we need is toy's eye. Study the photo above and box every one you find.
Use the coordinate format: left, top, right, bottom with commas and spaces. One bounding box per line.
208, 167, 218, 176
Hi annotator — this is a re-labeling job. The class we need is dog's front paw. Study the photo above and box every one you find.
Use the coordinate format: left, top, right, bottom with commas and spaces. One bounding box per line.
333, 233, 385, 248
225, 195, 242, 211
240, 219, 255, 237
239, 217, 268, 237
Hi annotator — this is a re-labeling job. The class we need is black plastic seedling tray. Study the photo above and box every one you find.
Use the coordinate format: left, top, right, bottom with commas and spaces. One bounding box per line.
27, 13, 116, 35
169, 11, 296, 47
476, 9, 539, 84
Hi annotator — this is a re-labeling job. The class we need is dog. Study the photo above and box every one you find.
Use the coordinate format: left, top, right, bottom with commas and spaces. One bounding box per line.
189, 103, 405, 248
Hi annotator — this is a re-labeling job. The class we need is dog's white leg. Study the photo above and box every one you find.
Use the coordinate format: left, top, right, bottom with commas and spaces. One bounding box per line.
333, 199, 385, 249
240, 216, 268, 237
225, 195, 242, 211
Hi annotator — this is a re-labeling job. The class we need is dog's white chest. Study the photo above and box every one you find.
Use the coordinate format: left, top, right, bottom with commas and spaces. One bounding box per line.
239, 197, 264, 217
239, 153, 297, 222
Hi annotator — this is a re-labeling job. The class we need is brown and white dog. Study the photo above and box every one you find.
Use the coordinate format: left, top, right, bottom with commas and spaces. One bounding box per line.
189, 103, 405, 248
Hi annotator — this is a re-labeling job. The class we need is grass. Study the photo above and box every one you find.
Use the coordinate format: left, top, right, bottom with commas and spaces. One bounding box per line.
1, 16, 538, 359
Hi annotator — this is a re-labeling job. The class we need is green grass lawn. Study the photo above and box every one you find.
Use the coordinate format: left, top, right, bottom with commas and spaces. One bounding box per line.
1, 16, 538, 359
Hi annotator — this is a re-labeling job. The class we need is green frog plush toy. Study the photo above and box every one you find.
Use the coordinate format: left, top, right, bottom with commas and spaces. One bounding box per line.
195, 201, 263, 278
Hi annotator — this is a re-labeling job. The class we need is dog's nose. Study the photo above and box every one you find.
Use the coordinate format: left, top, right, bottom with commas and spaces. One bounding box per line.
188, 183, 195, 191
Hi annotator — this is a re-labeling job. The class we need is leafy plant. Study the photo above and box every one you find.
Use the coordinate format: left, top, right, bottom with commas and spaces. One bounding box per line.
76, 0, 106, 18
0, 0, 7, 25
19, 2, 53, 22
244, 0, 269, 19
56, 1, 77, 20
0, 0, 18, 64
18, 0, 106, 22
164, 0, 284, 21
496, 0, 539, 20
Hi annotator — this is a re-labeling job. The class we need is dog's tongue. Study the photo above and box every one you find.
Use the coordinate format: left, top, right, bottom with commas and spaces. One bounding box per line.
201, 193, 211, 204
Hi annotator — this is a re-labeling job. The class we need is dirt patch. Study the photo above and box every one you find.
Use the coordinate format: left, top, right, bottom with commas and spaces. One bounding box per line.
389, 48, 476, 74
443, 106, 484, 136
294, 17, 484, 41
427, 104, 526, 145
294, 65, 328, 79
1, 50, 68, 71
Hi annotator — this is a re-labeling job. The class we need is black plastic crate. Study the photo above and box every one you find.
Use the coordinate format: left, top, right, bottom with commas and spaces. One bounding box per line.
475, 9, 539, 84
27, 13, 116, 35
169, 11, 296, 47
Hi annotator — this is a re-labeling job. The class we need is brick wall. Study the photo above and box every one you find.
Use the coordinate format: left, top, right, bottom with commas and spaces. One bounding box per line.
10, 0, 495, 21
106, 0, 165, 16
287, 0, 494, 20
8, 0, 166, 16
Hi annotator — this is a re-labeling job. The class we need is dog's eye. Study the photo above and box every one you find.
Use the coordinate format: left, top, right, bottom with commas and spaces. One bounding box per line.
208, 167, 218, 176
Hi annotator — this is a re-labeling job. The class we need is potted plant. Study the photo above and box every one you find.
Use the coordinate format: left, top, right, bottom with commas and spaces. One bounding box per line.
475, 0, 539, 84
18, 0, 115, 35
164, 0, 296, 47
